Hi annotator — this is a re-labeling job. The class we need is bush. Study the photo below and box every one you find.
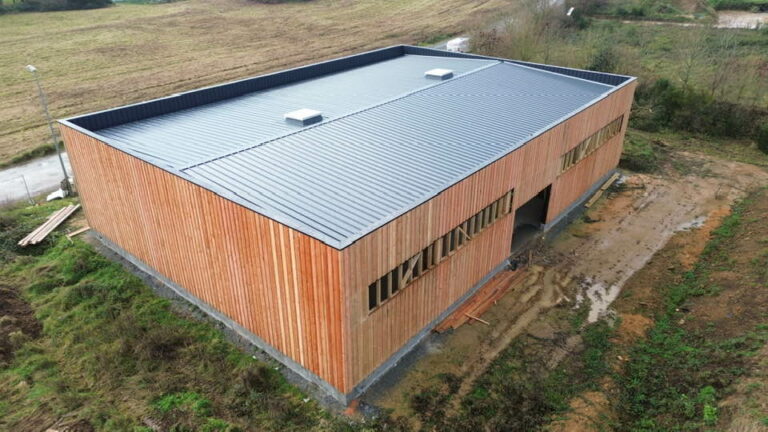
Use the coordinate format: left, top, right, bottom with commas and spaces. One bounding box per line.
758, 123, 768, 154
587, 45, 619, 73
632, 78, 767, 138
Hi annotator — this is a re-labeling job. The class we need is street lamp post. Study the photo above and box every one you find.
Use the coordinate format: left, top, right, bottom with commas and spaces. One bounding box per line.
26, 64, 72, 196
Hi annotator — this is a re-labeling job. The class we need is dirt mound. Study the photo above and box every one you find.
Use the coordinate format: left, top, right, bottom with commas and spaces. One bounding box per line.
0, 283, 42, 364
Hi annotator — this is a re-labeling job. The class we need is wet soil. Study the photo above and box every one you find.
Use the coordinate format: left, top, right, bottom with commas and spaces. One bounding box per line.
0, 283, 41, 365
367, 151, 768, 426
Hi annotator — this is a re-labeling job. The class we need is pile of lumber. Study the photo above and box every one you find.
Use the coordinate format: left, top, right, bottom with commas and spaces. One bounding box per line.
434, 268, 528, 332
18, 204, 80, 247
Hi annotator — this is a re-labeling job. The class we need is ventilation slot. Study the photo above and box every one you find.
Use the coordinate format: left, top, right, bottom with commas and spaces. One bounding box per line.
284, 109, 323, 126
424, 68, 454, 80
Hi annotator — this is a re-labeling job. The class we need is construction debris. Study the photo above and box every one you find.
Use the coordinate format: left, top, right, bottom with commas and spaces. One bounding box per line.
18, 204, 80, 247
584, 172, 621, 208
66, 226, 90, 239
435, 269, 528, 332
465, 313, 490, 326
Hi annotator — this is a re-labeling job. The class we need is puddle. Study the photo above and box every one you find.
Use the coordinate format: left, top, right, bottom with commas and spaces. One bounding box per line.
676, 215, 707, 231
716, 11, 768, 29
576, 213, 710, 323
575, 278, 621, 323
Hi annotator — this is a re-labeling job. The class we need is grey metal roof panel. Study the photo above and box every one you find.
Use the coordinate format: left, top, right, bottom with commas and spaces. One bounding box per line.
96, 55, 496, 168
182, 62, 613, 247
61, 46, 634, 249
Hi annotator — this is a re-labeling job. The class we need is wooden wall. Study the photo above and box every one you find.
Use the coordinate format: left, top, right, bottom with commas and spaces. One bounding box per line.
340, 82, 636, 390
62, 80, 634, 397
60, 127, 348, 392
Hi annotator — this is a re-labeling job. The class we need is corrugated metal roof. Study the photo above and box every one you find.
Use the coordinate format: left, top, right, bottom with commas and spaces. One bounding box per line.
97, 55, 496, 168
182, 62, 613, 247
62, 46, 633, 249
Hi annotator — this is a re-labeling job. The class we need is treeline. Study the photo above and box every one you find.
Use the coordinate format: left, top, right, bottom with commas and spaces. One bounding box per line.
632, 79, 767, 142
0, 0, 111, 13
705, 0, 767, 10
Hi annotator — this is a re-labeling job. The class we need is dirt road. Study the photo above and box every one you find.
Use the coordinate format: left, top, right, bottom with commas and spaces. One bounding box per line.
367, 151, 768, 420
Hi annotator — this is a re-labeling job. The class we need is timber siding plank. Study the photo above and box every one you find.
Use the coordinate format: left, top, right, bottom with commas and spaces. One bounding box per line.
341, 82, 636, 389
62, 79, 634, 397
60, 126, 347, 393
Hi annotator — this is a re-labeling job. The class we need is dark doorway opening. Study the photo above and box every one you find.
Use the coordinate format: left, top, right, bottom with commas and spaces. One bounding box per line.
511, 185, 551, 253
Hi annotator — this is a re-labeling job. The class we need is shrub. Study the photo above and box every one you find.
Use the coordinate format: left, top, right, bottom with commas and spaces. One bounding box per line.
587, 45, 619, 73
757, 123, 768, 154
632, 78, 766, 138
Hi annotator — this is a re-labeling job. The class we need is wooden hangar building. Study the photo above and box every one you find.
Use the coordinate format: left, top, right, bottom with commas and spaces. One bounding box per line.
59, 45, 636, 404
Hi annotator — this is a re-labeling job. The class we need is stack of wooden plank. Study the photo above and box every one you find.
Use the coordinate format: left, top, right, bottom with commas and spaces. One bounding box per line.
434, 268, 528, 332
18, 204, 81, 247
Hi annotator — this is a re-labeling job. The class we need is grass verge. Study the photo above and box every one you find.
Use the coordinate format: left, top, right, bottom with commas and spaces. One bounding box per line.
615, 189, 768, 431
0, 200, 357, 430
0, 144, 56, 169
404, 321, 615, 430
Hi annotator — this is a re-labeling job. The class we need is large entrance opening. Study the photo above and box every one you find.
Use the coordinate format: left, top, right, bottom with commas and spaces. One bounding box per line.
511, 185, 551, 253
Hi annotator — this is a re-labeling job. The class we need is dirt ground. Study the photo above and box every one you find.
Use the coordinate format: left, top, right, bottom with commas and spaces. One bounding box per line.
367, 151, 768, 425
0, 283, 41, 366
0, 0, 510, 165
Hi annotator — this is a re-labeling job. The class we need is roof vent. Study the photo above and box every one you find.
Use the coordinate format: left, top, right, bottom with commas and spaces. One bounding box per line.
284, 108, 323, 126
424, 68, 454, 80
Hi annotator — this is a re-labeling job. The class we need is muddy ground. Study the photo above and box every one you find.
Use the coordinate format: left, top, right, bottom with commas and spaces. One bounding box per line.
367, 150, 768, 428
0, 284, 41, 366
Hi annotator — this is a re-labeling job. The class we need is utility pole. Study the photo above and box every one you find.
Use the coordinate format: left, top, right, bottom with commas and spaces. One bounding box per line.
26, 64, 72, 196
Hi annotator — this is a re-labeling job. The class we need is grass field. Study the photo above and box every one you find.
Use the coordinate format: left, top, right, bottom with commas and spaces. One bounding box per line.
0, 0, 511, 166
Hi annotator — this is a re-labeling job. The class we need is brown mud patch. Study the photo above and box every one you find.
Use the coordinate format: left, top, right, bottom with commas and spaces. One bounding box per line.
366, 152, 768, 428
0, 283, 41, 365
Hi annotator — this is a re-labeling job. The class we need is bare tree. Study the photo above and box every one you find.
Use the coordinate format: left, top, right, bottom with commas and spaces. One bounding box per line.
675, 25, 709, 91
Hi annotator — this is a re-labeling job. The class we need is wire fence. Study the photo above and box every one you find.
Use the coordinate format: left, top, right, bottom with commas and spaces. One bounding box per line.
0, 175, 37, 207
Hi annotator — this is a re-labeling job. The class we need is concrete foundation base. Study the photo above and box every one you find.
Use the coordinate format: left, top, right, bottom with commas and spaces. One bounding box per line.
88, 169, 619, 408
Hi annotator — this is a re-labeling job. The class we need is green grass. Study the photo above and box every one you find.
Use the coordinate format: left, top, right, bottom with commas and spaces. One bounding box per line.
0, 200, 373, 430
0, 0, 510, 165
708, 0, 768, 10
479, 20, 768, 109
407, 320, 616, 431
620, 131, 661, 173
615, 191, 768, 431
0, 143, 56, 169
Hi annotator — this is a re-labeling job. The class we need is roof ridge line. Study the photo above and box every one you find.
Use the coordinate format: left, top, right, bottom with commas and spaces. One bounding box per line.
179, 60, 503, 172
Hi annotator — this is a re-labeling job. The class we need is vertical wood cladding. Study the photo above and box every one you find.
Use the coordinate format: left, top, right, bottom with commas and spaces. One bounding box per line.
341, 82, 636, 390
62, 80, 634, 397
60, 126, 347, 392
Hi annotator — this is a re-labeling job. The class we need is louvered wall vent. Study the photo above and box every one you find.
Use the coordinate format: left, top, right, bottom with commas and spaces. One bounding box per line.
284, 108, 323, 126
424, 68, 454, 80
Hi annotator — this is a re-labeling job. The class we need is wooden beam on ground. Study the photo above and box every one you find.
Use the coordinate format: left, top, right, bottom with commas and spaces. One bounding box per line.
465, 313, 490, 326
18, 204, 81, 247
67, 226, 90, 239
585, 172, 621, 208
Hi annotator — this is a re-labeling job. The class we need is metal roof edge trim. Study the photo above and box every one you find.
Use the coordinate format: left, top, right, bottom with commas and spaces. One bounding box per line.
57, 119, 350, 249
402, 45, 634, 86
499, 60, 614, 89
62, 45, 408, 132
57, 48, 638, 251
337, 75, 638, 250
178, 60, 503, 171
